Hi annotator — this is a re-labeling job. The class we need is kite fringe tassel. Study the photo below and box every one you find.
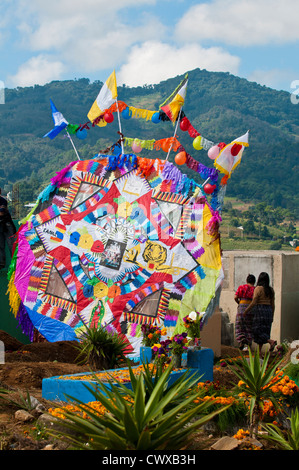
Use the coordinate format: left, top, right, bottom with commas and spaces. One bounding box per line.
41, 294, 76, 313
6, 273, 21, 317
7, 245, 18, 281
20, 201, 39, 225
123, 312, 156, 325
16, 303, 35, 342
50, 161, 77, 188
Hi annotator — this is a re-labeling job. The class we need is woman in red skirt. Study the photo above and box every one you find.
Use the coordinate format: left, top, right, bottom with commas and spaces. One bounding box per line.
234, 274, 256, 350
244, 272, 276, 353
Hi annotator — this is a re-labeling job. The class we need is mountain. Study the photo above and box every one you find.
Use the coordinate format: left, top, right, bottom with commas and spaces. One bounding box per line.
0, 68, 298, 218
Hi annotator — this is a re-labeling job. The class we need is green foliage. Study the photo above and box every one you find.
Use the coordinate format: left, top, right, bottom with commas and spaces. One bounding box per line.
262, 408, 299, 450
50, 362, 230, 450
284, 363, 299, 384
0, 387, 10, 399
0, 389, 36, 411
75, 325, 129, 370
1, 69, 299, 218
270, 240, 282, 250
227, 348, 285, 436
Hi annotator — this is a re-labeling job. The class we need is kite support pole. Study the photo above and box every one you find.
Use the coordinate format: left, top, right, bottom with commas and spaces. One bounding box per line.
166, 108, 182, 161
66, 131, 81, 161
116, 99, 125, 155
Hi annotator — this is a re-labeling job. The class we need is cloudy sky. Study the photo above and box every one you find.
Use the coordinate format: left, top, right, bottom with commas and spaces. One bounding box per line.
1, 0, 299, 93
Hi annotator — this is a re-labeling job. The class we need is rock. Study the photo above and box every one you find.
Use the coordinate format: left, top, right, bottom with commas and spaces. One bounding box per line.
240, 437, 264, 450
29, 395, 41, 409
14, 409, 35, 422
210, 436, 241, 450
35, 403, 46, 414
42, 444, 55, 450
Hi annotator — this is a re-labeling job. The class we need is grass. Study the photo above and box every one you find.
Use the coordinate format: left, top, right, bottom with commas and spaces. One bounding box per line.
221, 238, 294, 251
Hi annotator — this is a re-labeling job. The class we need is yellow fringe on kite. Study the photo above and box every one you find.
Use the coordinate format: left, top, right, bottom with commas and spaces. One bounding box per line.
6, 272, 21, 317
124, 137, 156, 150
19, 200, 39, 225
128, 106, 156, 121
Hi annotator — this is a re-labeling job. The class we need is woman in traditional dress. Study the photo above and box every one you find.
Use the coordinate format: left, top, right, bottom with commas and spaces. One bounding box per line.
234, 274, 256, 350
243, 272, 276, 353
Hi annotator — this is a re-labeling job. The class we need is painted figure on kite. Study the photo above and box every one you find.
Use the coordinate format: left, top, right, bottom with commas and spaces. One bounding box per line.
7, 71, 249, 355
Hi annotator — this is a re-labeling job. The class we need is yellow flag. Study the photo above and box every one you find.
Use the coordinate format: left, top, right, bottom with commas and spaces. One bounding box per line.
88, 71, 117, 126
160, 74, 188, 123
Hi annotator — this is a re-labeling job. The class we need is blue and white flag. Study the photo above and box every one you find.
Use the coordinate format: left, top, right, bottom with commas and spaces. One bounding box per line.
44, 99, 68, 139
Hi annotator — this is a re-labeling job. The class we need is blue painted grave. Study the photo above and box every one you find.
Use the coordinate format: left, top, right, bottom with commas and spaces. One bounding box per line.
42, 347, 214, 403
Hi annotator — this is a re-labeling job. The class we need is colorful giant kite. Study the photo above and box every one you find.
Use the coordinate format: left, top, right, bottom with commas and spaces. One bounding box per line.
7, 72, 249, 354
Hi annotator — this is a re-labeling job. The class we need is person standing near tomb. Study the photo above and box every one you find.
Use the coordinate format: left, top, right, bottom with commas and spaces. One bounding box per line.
243, 272, 276, 353
0, 188, 16, 268
234, 274, 256, 350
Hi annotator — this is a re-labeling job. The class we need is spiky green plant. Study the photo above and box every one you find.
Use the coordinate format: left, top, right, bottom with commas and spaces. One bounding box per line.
0, 388, 36, 411
0, 387, 9, 399
49, 362, 230, 450
263, 408, 299, 450
227, 348, 285, 436
75, 325, 129, 370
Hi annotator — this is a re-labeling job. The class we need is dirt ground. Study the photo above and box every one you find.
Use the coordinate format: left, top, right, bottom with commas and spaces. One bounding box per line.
0, 330, 255, 451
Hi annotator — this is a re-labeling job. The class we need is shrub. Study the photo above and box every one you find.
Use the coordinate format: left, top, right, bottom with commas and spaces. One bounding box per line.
75, 325, 129, 370
226, 348, 285, 436
263, 408, 299, 450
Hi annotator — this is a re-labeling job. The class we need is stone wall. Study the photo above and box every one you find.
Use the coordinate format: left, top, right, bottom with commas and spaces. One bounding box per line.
219, 250, 299, 345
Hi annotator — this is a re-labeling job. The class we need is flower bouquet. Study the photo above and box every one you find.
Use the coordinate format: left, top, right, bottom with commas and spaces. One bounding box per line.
183, 311, 204, 349
152, 339, 172, 368
141, 324, 166, 347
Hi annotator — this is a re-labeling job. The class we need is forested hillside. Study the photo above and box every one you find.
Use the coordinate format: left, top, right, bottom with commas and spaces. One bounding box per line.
0, 68, 298, 218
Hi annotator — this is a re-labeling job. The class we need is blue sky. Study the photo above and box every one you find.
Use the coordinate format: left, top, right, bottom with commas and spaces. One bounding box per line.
1, 0, 299, 94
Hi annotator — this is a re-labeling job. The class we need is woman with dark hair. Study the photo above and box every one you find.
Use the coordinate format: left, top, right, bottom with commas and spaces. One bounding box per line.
234, 274, 256, 350
244, 272, 276, 353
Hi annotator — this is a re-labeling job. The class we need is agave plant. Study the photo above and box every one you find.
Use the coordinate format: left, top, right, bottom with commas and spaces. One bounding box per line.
75, 325, 129, 370
49, 362, 230, 450
0, 387, 9, 399
227, 348, 285, 436
0, 389, 36, 411
262, 408, 299, 450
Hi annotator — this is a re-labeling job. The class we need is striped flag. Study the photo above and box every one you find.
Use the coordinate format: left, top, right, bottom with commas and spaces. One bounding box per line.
160, 74, 188, 123
214, 131, 249, 177
43, 100, 68, 139
87, 70, 117, 127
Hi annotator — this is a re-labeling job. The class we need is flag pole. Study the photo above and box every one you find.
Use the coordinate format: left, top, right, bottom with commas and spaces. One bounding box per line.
116, 99, 125, 154
66, 130, 81, 160
166, 108, 182, 161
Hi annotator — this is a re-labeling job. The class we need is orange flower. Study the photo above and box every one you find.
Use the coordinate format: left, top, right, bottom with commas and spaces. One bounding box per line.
108, 284, 121, 298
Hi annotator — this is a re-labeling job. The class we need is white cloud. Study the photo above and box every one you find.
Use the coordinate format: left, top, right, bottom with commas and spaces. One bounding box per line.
9, 55, 66, 87
118, 41, 240, 86
248, 68, 296, 91
176, 0, 299, 46
10, 0, 166, 75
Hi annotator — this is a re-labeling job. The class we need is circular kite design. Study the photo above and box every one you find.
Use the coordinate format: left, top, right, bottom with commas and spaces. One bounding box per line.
10, 156, 223, 354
